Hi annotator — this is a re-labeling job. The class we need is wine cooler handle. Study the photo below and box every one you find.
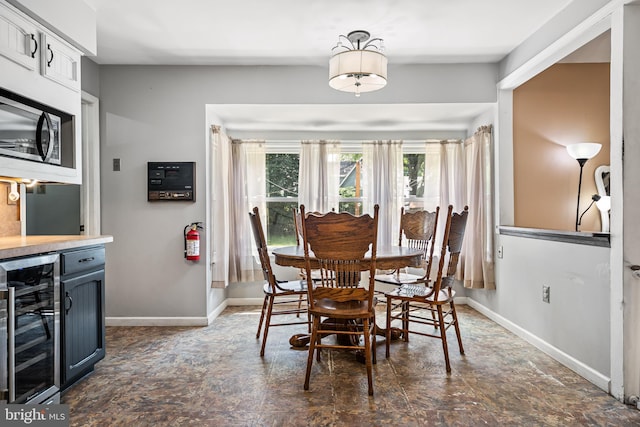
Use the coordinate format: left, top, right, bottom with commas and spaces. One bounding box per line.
8, 287, 15, 403
65, 292, 73, 315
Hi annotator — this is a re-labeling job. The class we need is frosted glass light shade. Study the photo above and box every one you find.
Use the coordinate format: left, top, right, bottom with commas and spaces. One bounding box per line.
329, 50, 387, 93
566, 142, 602, 160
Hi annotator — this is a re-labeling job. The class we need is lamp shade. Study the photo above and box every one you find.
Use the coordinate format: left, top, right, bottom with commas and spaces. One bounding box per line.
596, 195, 611, 212
566, 142, 602, 160
329, 50, 387, 93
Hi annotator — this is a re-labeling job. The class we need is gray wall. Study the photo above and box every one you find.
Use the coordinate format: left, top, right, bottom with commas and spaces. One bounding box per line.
97, 63, 498, 321
81, 56, 100, 97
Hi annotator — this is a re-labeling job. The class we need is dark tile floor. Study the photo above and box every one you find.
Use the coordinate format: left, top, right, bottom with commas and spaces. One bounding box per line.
62, 305, 640, 426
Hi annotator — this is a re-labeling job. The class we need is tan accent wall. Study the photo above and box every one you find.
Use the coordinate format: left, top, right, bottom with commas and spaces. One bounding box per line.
513, 63, 610, 231
0, 183, 21, 237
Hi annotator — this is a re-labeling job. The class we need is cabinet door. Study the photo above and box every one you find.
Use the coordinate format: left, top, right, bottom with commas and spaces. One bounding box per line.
0, 2, 38, 70
61, 269, 105, 388
40, 32, 81, 92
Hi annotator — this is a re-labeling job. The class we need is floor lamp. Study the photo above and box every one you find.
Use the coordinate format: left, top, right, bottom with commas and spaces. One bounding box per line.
567, 143, 602, 232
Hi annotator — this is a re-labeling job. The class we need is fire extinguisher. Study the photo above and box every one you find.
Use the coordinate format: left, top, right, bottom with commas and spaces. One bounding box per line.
184, 222, 203, 261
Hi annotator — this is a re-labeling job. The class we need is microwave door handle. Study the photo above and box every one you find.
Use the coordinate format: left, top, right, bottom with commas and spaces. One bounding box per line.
36, 112, 55, 162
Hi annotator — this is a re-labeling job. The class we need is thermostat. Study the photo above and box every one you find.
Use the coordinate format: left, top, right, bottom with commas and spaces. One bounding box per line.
147, 162, 195, 201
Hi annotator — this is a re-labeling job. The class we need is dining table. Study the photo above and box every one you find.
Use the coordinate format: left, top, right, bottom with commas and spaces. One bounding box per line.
272, 245, 424, 349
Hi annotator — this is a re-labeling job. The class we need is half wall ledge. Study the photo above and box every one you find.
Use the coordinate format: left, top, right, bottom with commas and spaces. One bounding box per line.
498, 226, 610, 248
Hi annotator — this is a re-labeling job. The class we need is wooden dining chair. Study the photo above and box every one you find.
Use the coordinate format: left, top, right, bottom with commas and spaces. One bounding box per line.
385, 205, 469, 373
249, 207, 310, 357
293, 206, 334, 282
374, 207, 440, 288
300, 204, 379, 396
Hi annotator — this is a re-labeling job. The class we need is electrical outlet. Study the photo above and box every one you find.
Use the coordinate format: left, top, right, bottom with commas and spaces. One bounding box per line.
542, 285, 550, 303
497, 246, 503, 259
113, 158, 121, 171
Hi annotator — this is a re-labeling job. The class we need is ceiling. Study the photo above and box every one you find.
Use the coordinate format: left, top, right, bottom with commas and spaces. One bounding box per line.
86, 0, 574, 66
85, 0, 577, 137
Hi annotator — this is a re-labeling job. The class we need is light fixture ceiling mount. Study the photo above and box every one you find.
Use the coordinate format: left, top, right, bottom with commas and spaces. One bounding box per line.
329, 30, 387, 97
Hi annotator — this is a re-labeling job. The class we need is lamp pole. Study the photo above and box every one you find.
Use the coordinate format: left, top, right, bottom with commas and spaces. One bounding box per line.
575, 158, 587, 232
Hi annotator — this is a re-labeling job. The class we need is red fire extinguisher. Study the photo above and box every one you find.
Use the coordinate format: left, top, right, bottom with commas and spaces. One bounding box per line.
184, 222, 203, 261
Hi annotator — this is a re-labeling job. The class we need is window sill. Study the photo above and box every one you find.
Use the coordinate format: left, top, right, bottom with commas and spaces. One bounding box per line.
498, 226, 610, 248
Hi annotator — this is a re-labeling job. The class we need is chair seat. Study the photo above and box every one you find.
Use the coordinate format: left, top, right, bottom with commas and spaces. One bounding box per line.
374, 272, 425, 285
263, 280, 307, 295
386, 286, 456, 304
310, 298, 375, 319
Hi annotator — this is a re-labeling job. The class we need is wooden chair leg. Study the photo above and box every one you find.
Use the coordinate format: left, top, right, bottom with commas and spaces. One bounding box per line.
385, 297, 392, 358
256, 295, 268, 339
296, 293, 303, 318
451, 301, 464, 355
304, 316, 320, 391
259, 296, 274, 357
315, 320, 323, 362
371, 314, 377, 365
436, 305, 451, 373
363, 317, 374, 396
402, 301, 410, 342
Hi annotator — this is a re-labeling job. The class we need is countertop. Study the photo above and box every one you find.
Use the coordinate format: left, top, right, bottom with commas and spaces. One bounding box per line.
0, 235, 114, 259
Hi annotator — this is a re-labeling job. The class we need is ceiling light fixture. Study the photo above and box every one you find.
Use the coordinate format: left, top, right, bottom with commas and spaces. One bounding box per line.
329, 30, 387, 97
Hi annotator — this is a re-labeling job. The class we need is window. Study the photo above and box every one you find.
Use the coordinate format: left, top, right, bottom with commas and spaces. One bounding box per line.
261, 143, 427, 245
265, 153, 299, 246
403, 152, 425, 211
339, 153, 363, 215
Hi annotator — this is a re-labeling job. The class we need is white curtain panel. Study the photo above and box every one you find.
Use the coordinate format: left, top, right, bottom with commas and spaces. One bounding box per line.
362, 141, 404, 247
298, 141, 340, 213
229, 141, 265, 282
209, 126, 231, 287
424, 141, 466, 254
462, 127, 495, 289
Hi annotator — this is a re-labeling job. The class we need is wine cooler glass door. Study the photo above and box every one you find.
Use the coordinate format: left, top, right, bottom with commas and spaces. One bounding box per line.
1, 253, 59, 404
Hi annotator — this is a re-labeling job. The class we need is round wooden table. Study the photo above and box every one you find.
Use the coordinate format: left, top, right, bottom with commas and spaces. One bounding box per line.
272, 245, 424, 271
272, 245, 424, 349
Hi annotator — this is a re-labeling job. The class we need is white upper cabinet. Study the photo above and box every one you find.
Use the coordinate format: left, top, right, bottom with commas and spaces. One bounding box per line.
0, 0, 83, 184
0, 1, 38, 70
41, 32, 81, 92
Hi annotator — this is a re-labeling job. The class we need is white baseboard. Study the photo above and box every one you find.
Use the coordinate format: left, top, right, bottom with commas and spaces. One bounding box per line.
466, 298, 611, 392
106, 317, 210, 327
106, 300, 230, 327
207, 299, 228, 324
226, 297, 265, 306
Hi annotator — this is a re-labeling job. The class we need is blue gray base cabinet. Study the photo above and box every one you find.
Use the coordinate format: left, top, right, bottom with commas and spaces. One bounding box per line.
60, 245, 106, 391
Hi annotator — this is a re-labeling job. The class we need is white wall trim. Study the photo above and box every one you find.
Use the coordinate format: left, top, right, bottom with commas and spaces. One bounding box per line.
226, 298, 265, 306
105, 300, 230, 326
106, 317, 210, 327
467, 298, 611, 392
80, 91, 101, 236
498, 9, 613, 90
207, 299, 228, 324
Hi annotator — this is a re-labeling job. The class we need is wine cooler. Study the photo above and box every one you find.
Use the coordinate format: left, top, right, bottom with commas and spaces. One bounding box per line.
0, 253, 60, 404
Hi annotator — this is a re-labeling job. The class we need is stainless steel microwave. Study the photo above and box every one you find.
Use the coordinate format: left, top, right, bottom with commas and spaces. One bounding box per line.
0, 92, 62, 165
